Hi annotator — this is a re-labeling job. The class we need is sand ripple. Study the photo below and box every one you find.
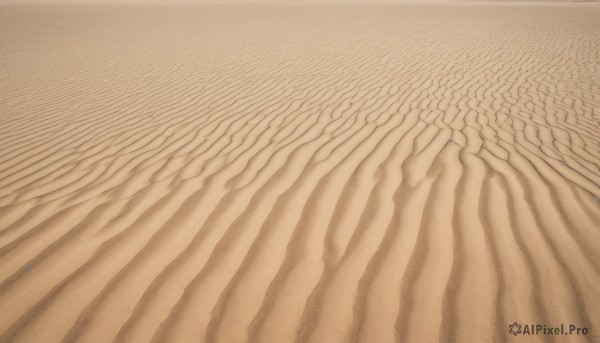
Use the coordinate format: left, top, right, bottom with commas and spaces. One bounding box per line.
0, 4, 599, 342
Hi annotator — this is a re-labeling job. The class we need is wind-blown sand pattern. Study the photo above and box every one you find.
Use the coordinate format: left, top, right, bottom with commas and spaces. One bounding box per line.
0, 4, 599, 342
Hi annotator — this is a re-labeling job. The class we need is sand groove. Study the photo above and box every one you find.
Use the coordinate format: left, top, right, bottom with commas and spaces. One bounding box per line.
0, 4, 599, 343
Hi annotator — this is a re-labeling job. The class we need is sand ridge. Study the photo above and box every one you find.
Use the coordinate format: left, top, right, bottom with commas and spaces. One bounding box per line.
0, 4, 599, 342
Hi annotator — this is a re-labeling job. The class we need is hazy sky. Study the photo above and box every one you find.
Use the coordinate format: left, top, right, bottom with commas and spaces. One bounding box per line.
0, 0, 598, 4
0, 0, 461, 4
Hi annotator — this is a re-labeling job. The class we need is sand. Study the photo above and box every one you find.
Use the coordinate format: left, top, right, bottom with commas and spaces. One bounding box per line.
0, 3, 599, 342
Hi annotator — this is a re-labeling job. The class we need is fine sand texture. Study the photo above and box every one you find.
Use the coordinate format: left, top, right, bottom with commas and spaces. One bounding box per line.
1, 4, 600, 342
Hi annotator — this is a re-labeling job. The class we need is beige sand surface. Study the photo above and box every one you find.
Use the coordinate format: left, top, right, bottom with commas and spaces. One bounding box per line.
0, 4, 599, 342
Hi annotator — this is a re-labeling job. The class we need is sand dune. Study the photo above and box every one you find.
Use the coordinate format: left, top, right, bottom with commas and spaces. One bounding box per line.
0, 4, 599, 342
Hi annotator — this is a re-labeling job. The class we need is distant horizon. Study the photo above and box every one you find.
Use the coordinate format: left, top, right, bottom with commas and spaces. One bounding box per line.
1, 0, 599, 4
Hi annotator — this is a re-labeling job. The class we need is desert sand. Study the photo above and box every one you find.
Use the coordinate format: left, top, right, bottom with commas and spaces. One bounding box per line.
0, 3, 599, 342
